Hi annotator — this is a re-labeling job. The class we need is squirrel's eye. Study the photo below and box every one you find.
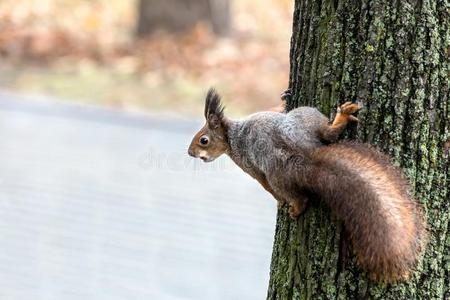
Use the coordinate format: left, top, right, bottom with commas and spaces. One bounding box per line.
199, 136, 209, 146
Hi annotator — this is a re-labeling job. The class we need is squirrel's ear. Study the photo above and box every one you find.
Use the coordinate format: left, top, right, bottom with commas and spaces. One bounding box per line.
208, 114, 221, 129
204, 87, 225, 129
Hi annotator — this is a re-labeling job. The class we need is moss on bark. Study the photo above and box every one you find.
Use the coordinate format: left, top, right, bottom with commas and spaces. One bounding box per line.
267, 0, 449, 299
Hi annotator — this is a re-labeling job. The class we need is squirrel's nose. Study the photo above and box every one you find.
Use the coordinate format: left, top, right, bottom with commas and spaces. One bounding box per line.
188, 148, 195, 157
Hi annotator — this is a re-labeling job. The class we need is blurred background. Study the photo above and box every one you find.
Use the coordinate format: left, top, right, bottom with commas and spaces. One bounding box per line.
0, 1, 293, 299
0, 0, 292, 115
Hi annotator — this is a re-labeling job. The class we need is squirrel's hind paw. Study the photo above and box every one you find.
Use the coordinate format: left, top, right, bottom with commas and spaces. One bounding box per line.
288, 200, 307, 219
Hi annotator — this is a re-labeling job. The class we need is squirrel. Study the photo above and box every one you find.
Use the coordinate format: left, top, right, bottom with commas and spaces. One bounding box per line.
187, 88, 427, 283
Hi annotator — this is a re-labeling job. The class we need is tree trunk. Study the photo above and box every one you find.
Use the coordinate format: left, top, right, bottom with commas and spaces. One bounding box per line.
267, 0, 449, 299
136, 0, 230, 37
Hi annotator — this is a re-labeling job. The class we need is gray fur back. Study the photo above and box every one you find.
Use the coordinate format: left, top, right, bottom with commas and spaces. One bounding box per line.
228, 107, 328, 174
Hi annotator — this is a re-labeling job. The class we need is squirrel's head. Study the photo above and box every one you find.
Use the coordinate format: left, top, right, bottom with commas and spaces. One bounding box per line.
188, 88, 229, 162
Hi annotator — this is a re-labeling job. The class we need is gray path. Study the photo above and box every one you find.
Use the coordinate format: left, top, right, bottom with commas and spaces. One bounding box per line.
0, 92, 277, 300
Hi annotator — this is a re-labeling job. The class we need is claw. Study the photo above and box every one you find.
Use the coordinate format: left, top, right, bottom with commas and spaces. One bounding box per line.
356, 100, 364, 110
349, 115, 359, 122
341, 101, 353, 108
280, 88, 292, 101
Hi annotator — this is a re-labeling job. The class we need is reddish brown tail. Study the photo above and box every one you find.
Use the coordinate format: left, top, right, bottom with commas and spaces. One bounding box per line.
303, 142, 427, 282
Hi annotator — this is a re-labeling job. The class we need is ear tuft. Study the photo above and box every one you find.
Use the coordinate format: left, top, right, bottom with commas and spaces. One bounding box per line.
204, 88, 225, 120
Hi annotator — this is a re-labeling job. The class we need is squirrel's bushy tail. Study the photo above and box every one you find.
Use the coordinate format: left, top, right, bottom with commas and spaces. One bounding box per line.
302, 142, 427, 283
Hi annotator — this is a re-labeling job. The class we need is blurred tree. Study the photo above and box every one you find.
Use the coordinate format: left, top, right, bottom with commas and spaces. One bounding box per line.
136, 0, 230, 37
267, 0, 449, 299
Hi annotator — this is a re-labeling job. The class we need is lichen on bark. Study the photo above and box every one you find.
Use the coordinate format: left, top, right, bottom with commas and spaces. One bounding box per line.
267, 0, 449, 299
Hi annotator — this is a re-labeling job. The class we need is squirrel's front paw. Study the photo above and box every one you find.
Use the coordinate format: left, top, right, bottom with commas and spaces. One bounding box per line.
280, 89, 292, 102
338, 101, 363, 122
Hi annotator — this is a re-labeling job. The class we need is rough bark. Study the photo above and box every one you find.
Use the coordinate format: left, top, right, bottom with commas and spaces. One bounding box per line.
267, 0, 449, 299
136, 0, 230, 37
